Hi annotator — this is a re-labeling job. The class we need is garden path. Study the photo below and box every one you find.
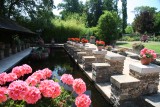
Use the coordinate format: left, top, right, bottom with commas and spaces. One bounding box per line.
0, 48, 32, 73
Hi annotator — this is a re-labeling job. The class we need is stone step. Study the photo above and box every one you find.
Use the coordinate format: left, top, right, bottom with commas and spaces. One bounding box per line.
110, 75, 141, 107
105, 52, 126, 61
92, 63, 111, 83
82, 56, 96, 71
110, 75, 140, 89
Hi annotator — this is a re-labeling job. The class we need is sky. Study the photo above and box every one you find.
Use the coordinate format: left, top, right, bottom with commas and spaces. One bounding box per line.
53, 0, 160, 24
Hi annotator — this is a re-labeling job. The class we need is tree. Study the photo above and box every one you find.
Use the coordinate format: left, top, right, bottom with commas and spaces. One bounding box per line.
97, 11, 121, 45
58, 0, 84, 19
0, 0, 55, 19
121, 0, 127, 33
154, 12, 160, 34
86, 0, 118, 27
134, 6, 157, 15
125, 25, 133, 34
132, 6, 157, 34
102, 0, 118, 12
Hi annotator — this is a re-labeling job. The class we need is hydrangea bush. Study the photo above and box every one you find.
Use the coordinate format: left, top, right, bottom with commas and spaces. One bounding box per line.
0, 64, 91, 107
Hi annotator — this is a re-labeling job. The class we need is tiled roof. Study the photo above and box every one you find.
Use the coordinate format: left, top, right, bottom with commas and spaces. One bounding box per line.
0, 17, 35, 34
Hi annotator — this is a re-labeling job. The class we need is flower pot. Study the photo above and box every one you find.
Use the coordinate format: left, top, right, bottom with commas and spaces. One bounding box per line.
90, 38, 96, 44
97, 46, 103, 51
140, 58, 151, 65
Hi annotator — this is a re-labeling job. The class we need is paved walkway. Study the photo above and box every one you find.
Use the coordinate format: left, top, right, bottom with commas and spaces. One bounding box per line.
0, 48, 32, 73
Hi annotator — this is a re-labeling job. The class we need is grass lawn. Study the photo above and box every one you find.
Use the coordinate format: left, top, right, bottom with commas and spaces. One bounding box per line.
116, 41, 160, 54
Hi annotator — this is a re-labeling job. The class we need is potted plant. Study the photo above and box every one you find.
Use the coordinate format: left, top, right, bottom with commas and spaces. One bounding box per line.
140, 48, 157, 65
132, 43, 145, 54
75, 38, 80, 43
81, 38, 88, 46
105, 45, 112, 51
90, 36, 96, 44
117, 48, 127, 56
96, 40, 105, 51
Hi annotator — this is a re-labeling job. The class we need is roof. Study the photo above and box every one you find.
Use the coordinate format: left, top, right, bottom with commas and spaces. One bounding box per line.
0, 17, 35, 34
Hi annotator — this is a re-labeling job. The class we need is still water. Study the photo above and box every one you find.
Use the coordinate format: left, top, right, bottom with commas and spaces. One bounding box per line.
12, 47, 113, 107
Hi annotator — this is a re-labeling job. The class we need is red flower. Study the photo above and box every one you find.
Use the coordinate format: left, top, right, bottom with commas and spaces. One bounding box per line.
75, 38, 80, 42
96, 40, 105, 46
81, 38, 88, 43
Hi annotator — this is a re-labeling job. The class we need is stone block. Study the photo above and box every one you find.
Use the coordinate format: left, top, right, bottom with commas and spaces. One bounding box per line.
129, 63, 160, 95
82, 56, 95, 71
105, 52, 125, 75
110, 75, 141, 107
93, 50, 107, 63
77, 52, 87, 63
73, 49, 81, 59
92, 63, 110, 83
84, 47, 97, 55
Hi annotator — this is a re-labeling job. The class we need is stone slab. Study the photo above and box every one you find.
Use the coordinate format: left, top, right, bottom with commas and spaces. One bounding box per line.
82, 56, 96, 61
143, 91, 160, 107
129, 63, 160, 74
77, 52, 87, 54
85, 47, 97, 50
92, 63, 110, 69
110, 75, 140, 89
105, 52, 125, 61
93, 50, 107, 54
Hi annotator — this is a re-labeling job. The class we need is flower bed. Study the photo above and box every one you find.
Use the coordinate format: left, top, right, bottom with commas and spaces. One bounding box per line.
0, 64, 91, 107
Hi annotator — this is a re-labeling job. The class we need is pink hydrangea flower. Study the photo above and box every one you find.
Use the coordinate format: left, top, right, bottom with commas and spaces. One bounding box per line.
25, 76, 39, 86
24, 86, 41, 104
39, 80, 61, 98
0, 87, 8, 103
6, 73, 17, 82
22, 64, 32, 74
0, 73, 7, 85
75, 94, 91, 107
32, 70, 44, 81
43, 68, 52, 79
61, 74, 74, 85
73, 78, 86, 95
152, 53, 157, 59
11, 66, 24, 78
8, 80, 29, 100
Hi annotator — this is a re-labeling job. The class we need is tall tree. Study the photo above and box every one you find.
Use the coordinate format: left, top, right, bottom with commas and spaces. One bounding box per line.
121, 0, 127, 33
0, 0, 55, 19
154, 12, 160, 34
58, 0, 84, 19
133, 6, 157, 34
86, 0, 118, 27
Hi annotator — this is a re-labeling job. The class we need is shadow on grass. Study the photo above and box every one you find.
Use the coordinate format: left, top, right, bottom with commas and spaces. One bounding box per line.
116, 42, 129, 45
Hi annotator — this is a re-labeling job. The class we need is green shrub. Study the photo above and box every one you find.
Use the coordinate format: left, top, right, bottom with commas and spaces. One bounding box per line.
49, 19, 87, 43
97, 11, 121, 45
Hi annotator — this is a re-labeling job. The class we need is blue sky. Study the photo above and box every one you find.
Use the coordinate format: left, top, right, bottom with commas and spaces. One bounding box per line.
53, 0, 160, 24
